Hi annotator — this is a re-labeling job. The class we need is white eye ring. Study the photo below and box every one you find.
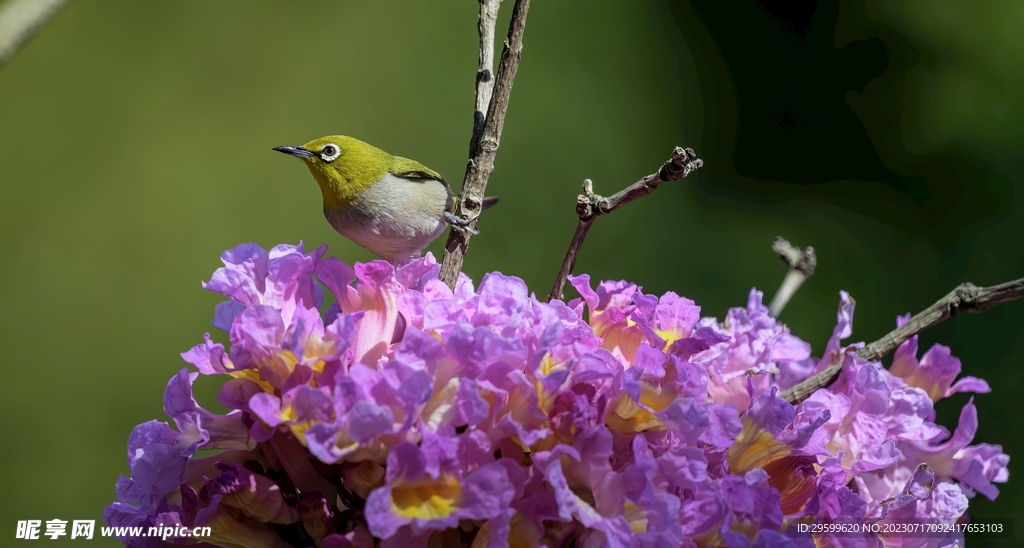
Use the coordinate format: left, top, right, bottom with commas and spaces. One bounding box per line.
320, 144, 341, 162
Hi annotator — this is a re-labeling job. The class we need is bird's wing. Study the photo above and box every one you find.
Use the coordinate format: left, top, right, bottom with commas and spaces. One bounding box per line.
390, 157, 456, 212
390, 157, 499, 213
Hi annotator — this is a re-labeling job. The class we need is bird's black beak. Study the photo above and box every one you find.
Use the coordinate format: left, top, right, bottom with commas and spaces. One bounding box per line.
273, 145, 314, 159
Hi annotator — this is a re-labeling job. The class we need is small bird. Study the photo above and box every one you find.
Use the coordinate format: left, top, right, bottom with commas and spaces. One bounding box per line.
273, 135, 495, 262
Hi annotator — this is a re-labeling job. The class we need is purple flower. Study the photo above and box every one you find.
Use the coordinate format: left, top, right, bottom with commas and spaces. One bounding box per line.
693, 289, 811, 411
727, 387, 826, 516
207, 462, 299, 524
900, 400, 1009, 500
163, 369, 254, 451
364, 438, 516, 539
105, 243, 1009, 547
890, 314, 990, 402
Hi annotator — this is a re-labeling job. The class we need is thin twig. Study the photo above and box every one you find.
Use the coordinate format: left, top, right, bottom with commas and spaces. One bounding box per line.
767, 237, 816, 317
780, 276, 1024, 403
547, 147, 703, 301
439, 0, 531, 289
0, 0, 70, 70
547, 180, 597, 302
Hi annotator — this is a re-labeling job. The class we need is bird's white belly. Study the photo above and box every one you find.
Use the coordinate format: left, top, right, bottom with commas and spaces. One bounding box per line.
325, 172, 449, 262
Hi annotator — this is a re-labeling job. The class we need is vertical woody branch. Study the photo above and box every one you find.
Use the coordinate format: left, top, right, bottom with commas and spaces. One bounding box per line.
470, 0, 500, 157
439, 0, 531, 289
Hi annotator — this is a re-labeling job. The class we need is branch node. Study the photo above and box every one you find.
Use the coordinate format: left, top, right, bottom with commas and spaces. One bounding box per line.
952, 282, 980, 312
771, 236, 816, 276
478, 136, 500, 154
767, 237, 816, 317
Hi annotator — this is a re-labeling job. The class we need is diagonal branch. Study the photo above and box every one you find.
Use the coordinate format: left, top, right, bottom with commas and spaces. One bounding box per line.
780, 276, 1024, 403
0, 0, 71, 70
767, 237, 816, 317
439, 0, 531, 289
547, 147, 703, 301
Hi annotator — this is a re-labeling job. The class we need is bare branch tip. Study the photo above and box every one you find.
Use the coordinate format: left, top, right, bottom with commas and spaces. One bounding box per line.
767, 238, 816, 318
772, 237, 816, 276
583, 178, 594, 195
658, 147, 703, 182
771, 237, 799, 262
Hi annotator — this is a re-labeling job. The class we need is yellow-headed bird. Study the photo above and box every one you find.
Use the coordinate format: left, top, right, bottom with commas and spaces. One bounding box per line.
274, 136, 495, 262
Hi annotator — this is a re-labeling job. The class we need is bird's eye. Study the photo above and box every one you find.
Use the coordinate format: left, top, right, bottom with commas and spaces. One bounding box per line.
320, 144, 340, 162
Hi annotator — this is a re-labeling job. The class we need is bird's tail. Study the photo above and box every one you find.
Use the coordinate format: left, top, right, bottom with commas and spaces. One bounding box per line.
442, 196, 501, 234
446, 195, 500, 212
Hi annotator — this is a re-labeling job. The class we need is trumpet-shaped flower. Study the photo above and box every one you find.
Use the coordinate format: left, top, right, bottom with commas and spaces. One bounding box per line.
106, 243, 1008, 547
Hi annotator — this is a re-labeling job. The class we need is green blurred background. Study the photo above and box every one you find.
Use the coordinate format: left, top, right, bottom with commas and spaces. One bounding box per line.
1, 0, 1021, 545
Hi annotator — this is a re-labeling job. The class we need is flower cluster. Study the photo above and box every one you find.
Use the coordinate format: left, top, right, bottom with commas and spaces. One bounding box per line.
105, 243, 1008, 548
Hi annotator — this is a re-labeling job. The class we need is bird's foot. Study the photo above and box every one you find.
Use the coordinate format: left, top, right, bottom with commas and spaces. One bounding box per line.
444, 211, 480, 235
